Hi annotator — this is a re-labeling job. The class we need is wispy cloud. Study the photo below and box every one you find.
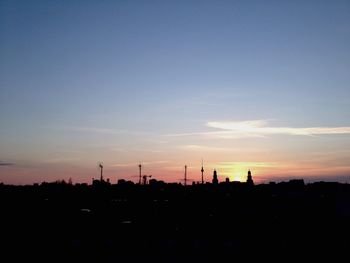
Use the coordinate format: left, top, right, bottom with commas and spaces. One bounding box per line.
217, 161, 280, 168
111, 160, 169, 167
207, 120, 350, 136
166, 120, 350, 139
58, 126, 157, 137
180, 145, 231, 151
42, 157, 80, 164
111, 148, 164, 153
110, 148, 127, 152
0, 161, 14, 166
62, 126, 125, 135
165, 131, 263, 139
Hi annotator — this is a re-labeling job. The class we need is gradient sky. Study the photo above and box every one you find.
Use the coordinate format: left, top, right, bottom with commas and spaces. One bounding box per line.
1, 0, 350, 184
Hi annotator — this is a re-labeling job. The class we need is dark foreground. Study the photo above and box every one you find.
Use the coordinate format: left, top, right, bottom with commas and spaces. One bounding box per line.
1, 180, 350, 262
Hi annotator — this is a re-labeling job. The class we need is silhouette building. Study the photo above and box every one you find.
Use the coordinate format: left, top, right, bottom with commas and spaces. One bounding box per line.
201, 160, 204, 184
212, 169, 218, 185
142, 175, 152, 185
246, 170, 254, 186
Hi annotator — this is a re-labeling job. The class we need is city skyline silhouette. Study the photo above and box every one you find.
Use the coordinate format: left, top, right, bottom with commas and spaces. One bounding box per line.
1, 171, 349, 262
2, 1, 350, 262
1, 1, 350, 185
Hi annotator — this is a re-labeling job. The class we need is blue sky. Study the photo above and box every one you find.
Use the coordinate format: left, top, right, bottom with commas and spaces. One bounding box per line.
1, 0, 350, 184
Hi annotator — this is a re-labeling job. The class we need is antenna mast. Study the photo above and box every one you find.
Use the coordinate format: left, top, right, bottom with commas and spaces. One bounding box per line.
138, 163, 142, 185
184, 165, 187, 186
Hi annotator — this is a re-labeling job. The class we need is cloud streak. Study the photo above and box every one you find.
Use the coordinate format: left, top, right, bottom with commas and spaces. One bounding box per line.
0, 161, 14, 166
62, 126, 125, 135
217, 161, 280, 168
180, 144, 234, 152
111, 160, 170, 167
207, 120, 350, 136
58, 126, 155, 137
166, 120, 350, 139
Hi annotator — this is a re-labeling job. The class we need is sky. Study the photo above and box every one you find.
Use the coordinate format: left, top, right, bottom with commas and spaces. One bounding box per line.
1, 0, 350, 185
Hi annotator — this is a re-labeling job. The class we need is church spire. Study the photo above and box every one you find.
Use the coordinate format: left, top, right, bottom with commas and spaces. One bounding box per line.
212, 169, 218, 185
246, 170, 254, 186
201, 159, 204, 184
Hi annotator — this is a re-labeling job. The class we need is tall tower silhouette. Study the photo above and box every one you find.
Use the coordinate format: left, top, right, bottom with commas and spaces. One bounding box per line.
99, 163, 104, 181
201, 159, 204, 184
138, 164, 142, 185
246, 169, 254, 186
212, 169, 218, 184
184, 165, 187, 186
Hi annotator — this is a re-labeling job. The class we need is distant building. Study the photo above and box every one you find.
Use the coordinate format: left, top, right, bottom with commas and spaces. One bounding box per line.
288, 179, 305, 186
246, 170, 254, 186
212, 170, 219, 185
149, 179, 165, 187
118, 179, 126, 184
92, 177, 111, 187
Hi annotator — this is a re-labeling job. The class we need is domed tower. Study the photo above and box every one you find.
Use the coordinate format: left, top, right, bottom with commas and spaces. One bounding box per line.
212, 169, 219, 185
246, 170, 254, 186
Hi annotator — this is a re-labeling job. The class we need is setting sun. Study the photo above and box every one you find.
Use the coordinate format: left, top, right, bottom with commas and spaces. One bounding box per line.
215, 162, 253, 182
230, 173, 246, 182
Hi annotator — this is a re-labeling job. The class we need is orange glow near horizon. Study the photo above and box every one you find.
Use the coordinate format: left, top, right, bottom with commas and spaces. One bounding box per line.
214, 162, 276, 183
1, 158, 350, 185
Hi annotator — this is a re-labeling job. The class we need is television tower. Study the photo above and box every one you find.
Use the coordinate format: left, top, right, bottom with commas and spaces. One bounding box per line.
99, 162, 104, 181
184, 165, 187, 186
138, 163, 142, 185
201, 159, 204, 184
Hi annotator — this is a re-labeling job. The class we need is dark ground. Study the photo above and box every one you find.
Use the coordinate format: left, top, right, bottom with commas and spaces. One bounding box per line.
1, 180, 350, 262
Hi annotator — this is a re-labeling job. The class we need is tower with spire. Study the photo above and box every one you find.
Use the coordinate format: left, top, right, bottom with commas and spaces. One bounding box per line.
212, 169, 218, 185
246, 169, 254, 186
201, 159, 204, 184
